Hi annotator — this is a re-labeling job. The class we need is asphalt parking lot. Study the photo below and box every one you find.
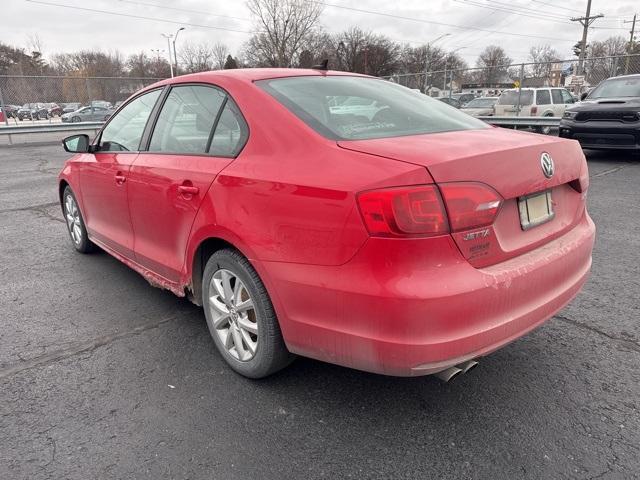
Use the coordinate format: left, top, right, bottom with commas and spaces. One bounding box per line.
1, 143, 639, 479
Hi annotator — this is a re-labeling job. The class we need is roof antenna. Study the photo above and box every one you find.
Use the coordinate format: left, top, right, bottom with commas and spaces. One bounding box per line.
312, 59, 329, 71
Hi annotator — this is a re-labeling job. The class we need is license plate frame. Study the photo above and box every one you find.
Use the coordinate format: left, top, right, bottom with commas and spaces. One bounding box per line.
518, 190, 555, 230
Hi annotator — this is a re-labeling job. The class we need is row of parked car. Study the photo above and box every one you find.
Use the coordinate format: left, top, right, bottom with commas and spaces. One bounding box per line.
438, 87, 578, 118
0, 101, 119, 122
439, 74, 640, 150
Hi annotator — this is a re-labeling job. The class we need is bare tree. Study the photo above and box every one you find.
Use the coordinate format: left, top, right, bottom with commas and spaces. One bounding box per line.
528, 44, 560, 79
212, 42, 229, 70
332, 27, 400, 76
475, 45, 512, 83
587, 36, 630, 82
179, 42, 215, 73
245, 0, 323, 67
26, 34, 44, 56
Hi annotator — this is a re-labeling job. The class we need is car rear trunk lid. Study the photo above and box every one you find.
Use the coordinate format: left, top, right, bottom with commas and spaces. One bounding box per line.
338, 128, 588, 267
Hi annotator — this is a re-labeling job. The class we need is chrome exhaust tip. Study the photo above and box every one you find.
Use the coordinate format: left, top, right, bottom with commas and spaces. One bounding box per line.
458, 360, 479, 374
434, 366, 463, 382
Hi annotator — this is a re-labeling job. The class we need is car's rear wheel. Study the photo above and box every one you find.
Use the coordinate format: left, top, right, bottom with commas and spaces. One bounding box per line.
62, 187, 96, 253
202, 249, 294, 378
535, 114, 554, 135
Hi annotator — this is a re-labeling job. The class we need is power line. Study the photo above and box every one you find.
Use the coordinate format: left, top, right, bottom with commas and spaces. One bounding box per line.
24, 0, 253, 34
456, 0, 574, 24
313, 1, 575, 42
115, 0, 251, 22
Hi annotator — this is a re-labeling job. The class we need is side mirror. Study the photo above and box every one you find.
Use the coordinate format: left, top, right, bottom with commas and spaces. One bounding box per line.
63, 134, 90, 153
580, 92, 588, 101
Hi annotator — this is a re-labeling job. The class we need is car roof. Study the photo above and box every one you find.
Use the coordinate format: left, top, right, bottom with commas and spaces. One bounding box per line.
147, 68, 370, 89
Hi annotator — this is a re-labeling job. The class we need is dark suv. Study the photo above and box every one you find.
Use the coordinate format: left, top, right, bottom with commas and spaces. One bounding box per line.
17, 103, 49, 121
559, 74, 640, 150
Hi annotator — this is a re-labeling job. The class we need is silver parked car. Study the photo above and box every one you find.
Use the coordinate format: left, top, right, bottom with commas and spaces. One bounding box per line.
460, 97, 499, 117
61, 105, 114, 123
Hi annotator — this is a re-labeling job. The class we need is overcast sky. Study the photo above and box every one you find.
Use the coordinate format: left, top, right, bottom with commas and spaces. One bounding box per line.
3, 0, 638, 65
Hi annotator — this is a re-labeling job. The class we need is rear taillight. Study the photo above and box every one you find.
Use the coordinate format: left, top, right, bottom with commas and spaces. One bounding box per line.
438, 182, 503, 232
357, 185, 449, 237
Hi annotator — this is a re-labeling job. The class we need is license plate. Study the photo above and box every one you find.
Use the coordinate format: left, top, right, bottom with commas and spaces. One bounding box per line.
518, 190, 554, 230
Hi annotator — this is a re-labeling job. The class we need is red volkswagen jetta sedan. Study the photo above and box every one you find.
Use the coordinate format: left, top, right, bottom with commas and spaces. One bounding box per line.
58, 69, 595, 380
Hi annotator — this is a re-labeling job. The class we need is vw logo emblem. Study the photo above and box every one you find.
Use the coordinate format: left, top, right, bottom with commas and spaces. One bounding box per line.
540, 152, 554, 178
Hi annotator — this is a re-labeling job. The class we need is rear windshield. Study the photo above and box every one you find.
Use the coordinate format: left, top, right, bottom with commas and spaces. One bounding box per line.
257, 76, 489, 140
497, 91, 533, 106
589, 77, 640, 99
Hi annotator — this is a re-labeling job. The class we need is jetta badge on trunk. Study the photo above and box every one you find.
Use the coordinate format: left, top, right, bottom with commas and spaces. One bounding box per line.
540, 152, 555, 179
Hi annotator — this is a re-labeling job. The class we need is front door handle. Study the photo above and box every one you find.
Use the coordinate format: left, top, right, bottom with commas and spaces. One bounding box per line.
115, 173, 126, 185
178, 185, 199, 196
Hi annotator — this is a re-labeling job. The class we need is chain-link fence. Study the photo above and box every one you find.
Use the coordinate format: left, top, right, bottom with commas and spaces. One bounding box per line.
0, 75, 164, 123
386, 54, 640, 101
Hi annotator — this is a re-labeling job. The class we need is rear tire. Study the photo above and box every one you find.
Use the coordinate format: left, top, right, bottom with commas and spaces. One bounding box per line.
535, 114, 554, 135
202, 249, 294, 378
62, 186, 97, 253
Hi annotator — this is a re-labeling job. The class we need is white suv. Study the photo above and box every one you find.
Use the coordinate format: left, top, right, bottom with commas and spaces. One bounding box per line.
495, 87, 576, 132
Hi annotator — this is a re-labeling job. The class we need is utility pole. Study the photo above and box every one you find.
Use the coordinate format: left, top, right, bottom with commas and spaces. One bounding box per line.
624, 14, 637, 75
571, 0, 604, 76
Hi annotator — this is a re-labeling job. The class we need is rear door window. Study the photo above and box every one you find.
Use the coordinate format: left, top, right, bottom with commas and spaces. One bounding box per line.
149, 85, 226, 154
536, 90, 551, 105
208, 99, 249, 157
551, 89, 563, 104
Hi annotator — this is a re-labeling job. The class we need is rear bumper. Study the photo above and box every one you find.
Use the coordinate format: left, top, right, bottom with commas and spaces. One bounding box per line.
261, 212, 595, 376
559, 120, 640, 150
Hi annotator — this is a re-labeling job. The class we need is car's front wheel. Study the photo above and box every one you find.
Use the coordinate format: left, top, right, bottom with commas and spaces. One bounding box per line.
202, 249, 294, 378
71, 116, 81, 123
62, 186, 96, 253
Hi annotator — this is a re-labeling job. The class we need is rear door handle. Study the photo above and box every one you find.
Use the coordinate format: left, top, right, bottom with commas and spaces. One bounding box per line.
115, 173, 126, 185
178, 185, 199, 195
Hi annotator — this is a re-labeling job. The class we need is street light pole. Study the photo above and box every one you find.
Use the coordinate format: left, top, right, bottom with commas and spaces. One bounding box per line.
161, 33, 174, 78
172, 27, 185, 75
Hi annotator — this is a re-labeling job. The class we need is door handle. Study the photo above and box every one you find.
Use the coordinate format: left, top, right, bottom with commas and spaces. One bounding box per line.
115, 173, 126, 185
178, 185, 199, 196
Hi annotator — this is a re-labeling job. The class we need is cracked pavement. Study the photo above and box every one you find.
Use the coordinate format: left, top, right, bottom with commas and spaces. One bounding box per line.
0, 144, 638, 479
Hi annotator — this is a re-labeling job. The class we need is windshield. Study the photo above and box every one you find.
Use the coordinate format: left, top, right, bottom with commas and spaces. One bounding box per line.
498, 91, 533, 106
589, 77, 640, 99
463, 98, 497, 108
257, 76, 489, 141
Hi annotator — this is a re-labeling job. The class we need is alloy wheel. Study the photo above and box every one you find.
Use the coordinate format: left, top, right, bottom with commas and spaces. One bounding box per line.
64, 194, 83, 245
208, 269, 258, 361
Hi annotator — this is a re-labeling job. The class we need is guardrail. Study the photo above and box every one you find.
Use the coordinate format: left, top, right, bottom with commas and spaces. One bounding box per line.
477, 116, 561, 127
0, 121, 104, 145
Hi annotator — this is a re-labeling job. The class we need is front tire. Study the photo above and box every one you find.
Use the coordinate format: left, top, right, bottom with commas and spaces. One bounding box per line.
202, 249, 294, 378
62, 187, 96, 253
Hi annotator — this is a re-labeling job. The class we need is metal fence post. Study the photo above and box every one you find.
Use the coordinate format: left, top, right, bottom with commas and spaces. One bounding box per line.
85, 77, 92, 105
516, 63, 524, 119
0, 85, 12, 145
0, 86, 9, 127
